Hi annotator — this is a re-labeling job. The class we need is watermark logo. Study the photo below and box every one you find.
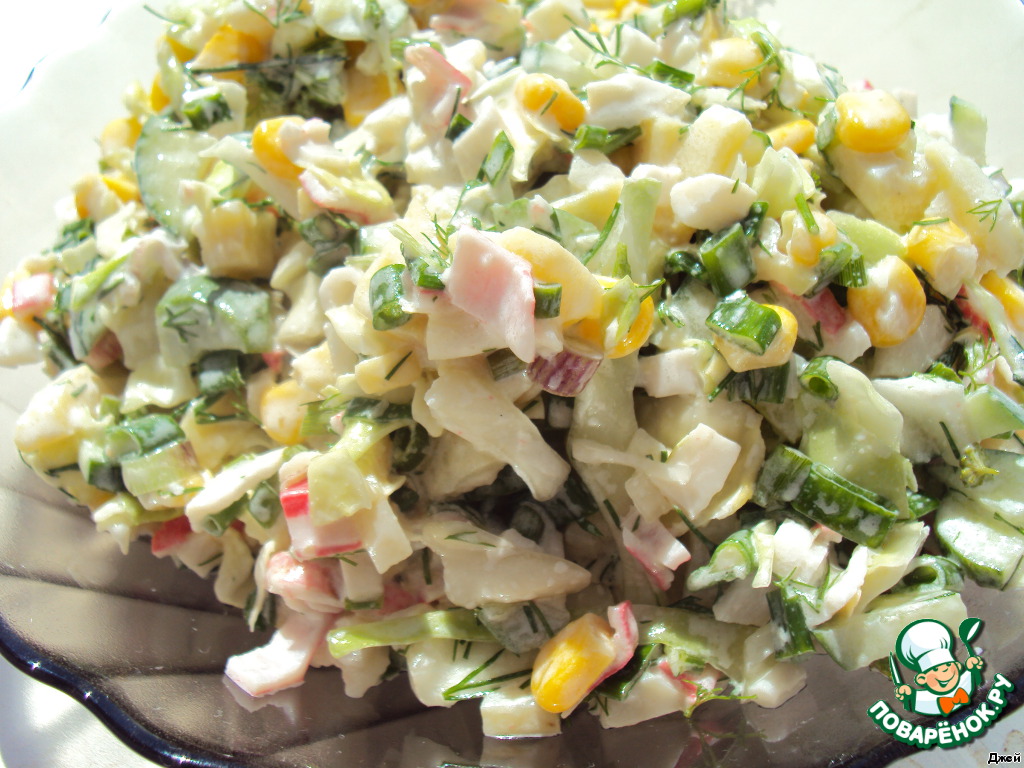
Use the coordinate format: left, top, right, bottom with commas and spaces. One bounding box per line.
866, 618, 1016, 749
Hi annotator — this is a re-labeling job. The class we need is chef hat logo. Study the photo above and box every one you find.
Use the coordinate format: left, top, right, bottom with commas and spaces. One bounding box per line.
895, 619, 956, 673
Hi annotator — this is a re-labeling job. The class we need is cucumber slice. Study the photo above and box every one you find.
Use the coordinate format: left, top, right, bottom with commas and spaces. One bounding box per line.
949, 95, 987, 166
121, 440, 202, 499
936, 448, 1024, 527
135, 113, 216, 236
934, 494, 1024, 589
964, 385, 1024, 442
826, 210, 906, 264
813, 589, 967, 670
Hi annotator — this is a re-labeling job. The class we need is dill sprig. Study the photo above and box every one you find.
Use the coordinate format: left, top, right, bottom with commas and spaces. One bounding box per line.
441, 648, 531, 701
967, 198, 1003, 232
567, 18, 696, 91
242, 0, 306, 28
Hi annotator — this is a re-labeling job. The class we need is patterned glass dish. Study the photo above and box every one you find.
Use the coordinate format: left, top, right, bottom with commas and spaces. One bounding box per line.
2, 1, 1024, 766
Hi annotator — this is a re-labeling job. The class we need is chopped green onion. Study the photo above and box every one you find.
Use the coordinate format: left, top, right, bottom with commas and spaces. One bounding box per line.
343, 397, 412, 426
926, 361, 962, 383
664, 249, 708, 282
906, 490, 940, 520
407, 257, 445, 290
723, 361, 791, 404
794, 194, 819, 235
698, 223, 755, 297
798, 356, 841, 400
182, 90, 232, 131
572, 124, 642, 155
68, 304, 106, 362
391, 226, 448, 289
686, 528, 756, 591
196, 350, 246, 396
298, 212, 358, 275
705, 291, 781, 354
816, 103, 838, 151
809, 242, 865, 295
643, 60, 695, 89
106, 413, 185, 460
249, 480, 282, 528
754, 444, 898, 547
533, 282, 562, 319
477, 131, 514, 185
510, 503, 545, 542
300, 393, 345, 437
446, 111, 473, 141
70, 253, 128, 311
53, 218, 95, 252
369, 264, 411, 330
202, 495, 248, 536
741, 201, 769, 241
78, 440, 125, 492
327, 609, 495, 657
390, 423, 430, 473
487, 348, 526, 380
390, 485, 420, 513
662, 0, 709, 26
594, 644, 656, 700
767, 586, 815, 659
343, 397, 412, 424
583, 202, 620, 266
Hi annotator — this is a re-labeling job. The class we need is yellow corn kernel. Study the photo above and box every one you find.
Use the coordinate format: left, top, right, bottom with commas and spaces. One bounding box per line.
532, 613, 616, 714
163, 33, 197, 64
781, 208, 839, 266
567, 276, 655, 358
73, 174, 120, 221
980, 271, 1024, 332
102, 173, 140, 204
149, 75, 171, 112
767, 118, 816, 155
904, 219, 976, 296
609, 295, 655, 359
191, 25, 267, 81
343, 70, 393, 128
846, 254, 926, 348
515, 73, 586, 133
713, 303, 798, 372
0, 274, 16, 320
702, 37, 763, 91
834, 90, 911, 154
100, 117, 142, 156
260, 380, 315, 445
568, 316, 604, 354
252, 116, 305, 180
614, 0, 646, 14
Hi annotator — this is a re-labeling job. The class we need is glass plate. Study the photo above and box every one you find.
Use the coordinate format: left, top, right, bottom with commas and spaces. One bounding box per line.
2, 1, 1024, 766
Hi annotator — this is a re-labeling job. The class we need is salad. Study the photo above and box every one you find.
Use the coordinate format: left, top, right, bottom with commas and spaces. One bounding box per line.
3, 0, 1024, 742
